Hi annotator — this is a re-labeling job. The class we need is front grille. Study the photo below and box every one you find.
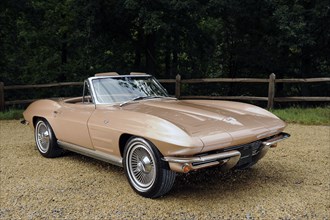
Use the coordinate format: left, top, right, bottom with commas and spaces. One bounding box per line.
191, 140, 263, 168
223, 140, 262, 167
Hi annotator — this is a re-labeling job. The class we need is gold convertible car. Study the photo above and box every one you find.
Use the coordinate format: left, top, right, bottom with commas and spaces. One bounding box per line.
22, 72, 290, 198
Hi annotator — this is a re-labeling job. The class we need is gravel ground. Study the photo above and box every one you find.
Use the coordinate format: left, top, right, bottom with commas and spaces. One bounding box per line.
0, 120, 329, 219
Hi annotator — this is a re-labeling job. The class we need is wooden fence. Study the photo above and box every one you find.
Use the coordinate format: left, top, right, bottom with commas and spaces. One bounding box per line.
1, 73, 329, 111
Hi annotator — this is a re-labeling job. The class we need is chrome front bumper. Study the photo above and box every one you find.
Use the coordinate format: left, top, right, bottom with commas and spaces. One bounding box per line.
163, 132, 290, 173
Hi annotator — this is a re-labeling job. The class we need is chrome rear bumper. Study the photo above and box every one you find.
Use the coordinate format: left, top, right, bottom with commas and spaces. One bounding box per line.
163, 132, 290, 173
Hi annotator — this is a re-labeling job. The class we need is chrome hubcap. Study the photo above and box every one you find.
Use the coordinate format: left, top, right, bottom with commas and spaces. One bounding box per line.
137, 156, 153, 173
127, 141, 156, 192
36, 121, 50, 153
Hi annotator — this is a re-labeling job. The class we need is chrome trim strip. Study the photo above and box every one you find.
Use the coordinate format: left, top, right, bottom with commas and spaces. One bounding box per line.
57, 141, 123, 167
253, 132, 290, 162
262, 132, 291, 147
191, 161, 221, 170
163, 150, 241, 163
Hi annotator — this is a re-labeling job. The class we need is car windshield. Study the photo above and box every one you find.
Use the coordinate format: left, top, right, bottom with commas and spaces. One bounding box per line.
91, 76, 169, 104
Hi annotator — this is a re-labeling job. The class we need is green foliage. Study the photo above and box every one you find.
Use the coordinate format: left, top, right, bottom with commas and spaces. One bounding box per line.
1, 0, 329, 86
0, 109, 24, 120
272, 107, 330, 125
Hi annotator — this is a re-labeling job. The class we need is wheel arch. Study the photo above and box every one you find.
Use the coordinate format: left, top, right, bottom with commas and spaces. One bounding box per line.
33, 116, 45, 127
119, 133, 169, 159
33, 116, 63, 158
23, 99, 61, 129
119, 133, 133, 158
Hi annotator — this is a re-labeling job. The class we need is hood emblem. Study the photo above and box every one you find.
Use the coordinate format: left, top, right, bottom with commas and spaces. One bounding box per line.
223, 117, 243, 126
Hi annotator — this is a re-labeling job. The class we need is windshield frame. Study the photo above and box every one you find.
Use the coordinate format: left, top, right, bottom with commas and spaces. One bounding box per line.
87, 75, 170, 105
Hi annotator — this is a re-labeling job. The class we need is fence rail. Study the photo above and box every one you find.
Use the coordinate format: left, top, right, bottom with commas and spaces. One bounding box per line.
3, 82, 83, 90
1, 74, 329, 111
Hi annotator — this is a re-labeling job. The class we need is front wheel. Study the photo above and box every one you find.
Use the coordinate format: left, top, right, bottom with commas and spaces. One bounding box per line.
123, 137, 176, 198
35, 119, 63, 158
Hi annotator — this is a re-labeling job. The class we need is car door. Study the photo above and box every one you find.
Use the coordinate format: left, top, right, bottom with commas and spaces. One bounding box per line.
87, 106, 121, 155
53, 102, 95, 149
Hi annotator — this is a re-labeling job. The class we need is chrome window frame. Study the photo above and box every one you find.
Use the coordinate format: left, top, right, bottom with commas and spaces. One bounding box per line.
87, 75, 168, 105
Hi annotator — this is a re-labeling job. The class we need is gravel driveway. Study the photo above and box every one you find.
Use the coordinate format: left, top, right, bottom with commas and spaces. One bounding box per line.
0, 120, 329, 219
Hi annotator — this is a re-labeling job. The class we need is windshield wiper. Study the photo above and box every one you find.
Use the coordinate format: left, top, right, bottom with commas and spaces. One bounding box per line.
119, 96, 176, 107
149, 96, 177, 100
119, 96, 148, 107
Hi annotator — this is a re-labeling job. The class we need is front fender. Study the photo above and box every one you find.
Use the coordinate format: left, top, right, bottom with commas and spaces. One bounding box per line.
88, 108, 204, 156
23, 99, 61, 129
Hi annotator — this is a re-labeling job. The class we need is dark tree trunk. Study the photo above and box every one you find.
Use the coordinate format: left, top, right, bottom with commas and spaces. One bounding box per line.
134, 29, 143, 71
172, 50, 178, 76
276, 45, 290, 97
58, 33, 68, 81
172, 34, 178, 77
300, 0, 316, 98
228, 52, 237, 96
301, 46, 312, 96
145, 33, 156, 75
165, 47, 171, 78
61, 36, 67, 65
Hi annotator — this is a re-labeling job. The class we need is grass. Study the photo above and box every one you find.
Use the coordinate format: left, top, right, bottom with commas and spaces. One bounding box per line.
272, 107, 330, 126
0, 109, 24, 120
0, 107, 329, 125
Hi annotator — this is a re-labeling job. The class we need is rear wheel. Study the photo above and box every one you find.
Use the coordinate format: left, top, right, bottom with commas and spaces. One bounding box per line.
123, 137, 176, 198
35, 119, 63, 158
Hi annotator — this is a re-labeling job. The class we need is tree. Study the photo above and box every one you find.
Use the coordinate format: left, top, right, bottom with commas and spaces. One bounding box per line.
1, 0, 329, 88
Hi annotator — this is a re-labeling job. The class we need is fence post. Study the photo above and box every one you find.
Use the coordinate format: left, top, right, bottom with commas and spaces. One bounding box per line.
175, 74, 181, 98
267, 73, 276, 110
0, 82, 4, 111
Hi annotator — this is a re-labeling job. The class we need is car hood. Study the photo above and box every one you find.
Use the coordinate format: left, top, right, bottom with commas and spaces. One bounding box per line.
122, 99, 286, 151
